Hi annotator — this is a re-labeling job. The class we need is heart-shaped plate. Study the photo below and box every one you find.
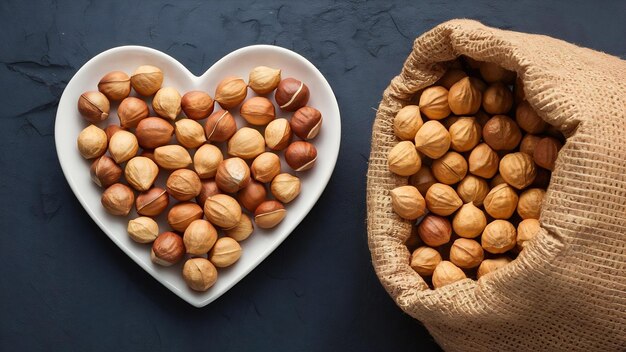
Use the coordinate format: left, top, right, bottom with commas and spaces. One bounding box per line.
55, 45, 341, 307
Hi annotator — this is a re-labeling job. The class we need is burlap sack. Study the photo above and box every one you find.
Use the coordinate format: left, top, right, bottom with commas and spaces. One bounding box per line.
367, 19, 626, 351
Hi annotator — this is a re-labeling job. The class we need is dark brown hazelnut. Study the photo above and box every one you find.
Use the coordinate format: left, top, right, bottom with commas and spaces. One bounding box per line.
482, 115, 522, 151
181, 91, 214, 120
118, 97, 149, 128
167, 202, 203, 233
291, 106, 322, 140
101, 183, 135, 216
285, 141, 317, 171
237, 180, 267, 212
205, 110, 237, 142
136, 187, 169, 216
90, 155, 122, 188
533, 137, 562, 171
135, 117, 174, 149
196, 179, 221, 208
104, 124, 124, 142
275, 78, 309, 111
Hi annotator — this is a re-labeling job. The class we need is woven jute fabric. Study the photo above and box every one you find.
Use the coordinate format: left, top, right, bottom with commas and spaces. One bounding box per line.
367, 19, 626, 351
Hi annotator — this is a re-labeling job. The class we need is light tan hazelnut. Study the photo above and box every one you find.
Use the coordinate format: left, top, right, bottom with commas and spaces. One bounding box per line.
390, 185, 426, 220
448, 117, 481, 152
152, 87, 182, 120
254, 200, 286, 229
410, 246, 442, 276
517, 218, 541, 250
417, 214, 452, 247
108, 130, 138, 163
183, 219, 217, 255
519, 134, 542, 156
425, 183, 462, 216
482, 115, 522, 151
151, 232, 184, 266
154, 145, 192, 169
479, 62, 515, 83
238, 180, 267, 212
419, 86, 450, 120
516, 101, 546, 133
482, 82, 513, 114
432, 261, 466, 288
387, 141, 421, 176
90, 155, 122, 187
452, 203, 487, 239
456, 175, 489, 207
285, 141, 317, 171
481, 220, 516, 254
431, 151, 468, 185
205, 110, 237, 142
409, 166, 436, 195
275, 78, 309, 111
251, 152, 281, 183
517, 188, 545, 220
127, 217, 159, 243
118, 97, 149, 128
98, 71, 131, 101
182, 258, 218, 291
78, 91, 110, 123
248, 66, 281, 94
468, 143, 499, 178
209, 237, 242, 268
135, 117, 174, 149
167, 202, 203, 233
436, 69, 467, 89
291, 106, 322, 140
264, 118, 292, 150
240, 96, 275, 125
216, 157, 251, 193
484, 183, 519, 219
448, 77, 482, 115
533, 137, 562, 171
193, 144, 223, 179
181, 91, 214, 120
175, 119, 206, 148
228, 127, 265, 160
125, 156, 159, 191
499, 152, 537, 190
215, 76, 247, 109
131, 65, 163, 96
136, 187, 169, 216
196, 179, 221, 208
414, 120, 450, 159
477, 257, 512, 279
166, 169, 202, 201
393, 105, 423, 140
77, 125, 107, 159
225, 214, 254, 242
101, 183, 135, 216
449, 238, 484, 269
270, 173, 301, 203
204, 194, 242, 229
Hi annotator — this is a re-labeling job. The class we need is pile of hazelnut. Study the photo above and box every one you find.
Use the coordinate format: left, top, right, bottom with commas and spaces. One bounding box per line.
76, 64, 322, 291
388, 58, 563, 289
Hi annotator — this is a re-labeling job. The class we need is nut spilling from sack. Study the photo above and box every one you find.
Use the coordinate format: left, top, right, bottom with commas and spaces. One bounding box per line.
388, 57, 564, 289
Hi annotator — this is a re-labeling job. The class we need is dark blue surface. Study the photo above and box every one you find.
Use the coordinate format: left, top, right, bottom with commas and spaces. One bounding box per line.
0, 1, 624, 351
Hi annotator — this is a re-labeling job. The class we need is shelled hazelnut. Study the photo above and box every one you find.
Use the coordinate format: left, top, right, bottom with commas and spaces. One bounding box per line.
136, 187, 169, 217
275, 78, 309, 111
151, 232, 185, 266
181, 91, 214, 120
131, 65, 163, 96
432, 261, 466, 288
390, 186, 426, 220
98, 71, 131, 101
410, 247, 442, 276
182, 258, 218, 291
118, 97, 149, 128
167, 202, 203, 233
215, 76, 247, 109
393, 105, 423, 141
78, 91, 110, 123
205, 110, 237, 142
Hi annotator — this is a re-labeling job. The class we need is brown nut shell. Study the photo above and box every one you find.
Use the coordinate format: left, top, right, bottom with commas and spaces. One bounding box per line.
131, 65, 163, 96
468, 143, 499, 179
182, 258, 218, 291
432, 261, 466, 288
101, 183, 135, 216
181, 91, 214, 120
448, 77, 482, 115
193, 144, 224, 179
533, 137, 562, 171
225, 214, 254, 242
516, 101, 546, 134
175, 119, 206, 149
154, 145, 192, 170
205, 110, 237, 142
214, 76, 247, 109
390, 185, 426, 220
237, 180, 267, 212
135, 117, 174, 149
482, 115, 522, 151
449, 238, 484, 269
410, 246, 442, 276
240, 96, 276, 125
417, 214, 452, 247
431, 151, 468, 185
517, 188, 545, 220
216, 157, 251, 193
419, 86, 450, 120
167, 202, 203, 233
275, 78, 309, 111
265, 118, 292, 151
456, 175, 490, 207
499, 152, 537, 190
251, 152, 281, 183
291, 106, 323, 140
98, 71, 131, 101
228, 127, 265, 160
388, 141, 421, 176
270, 173, 301, 203
118, 97, 149, 128
90, 155, 122, 187
183, 219, 218, 255
409, 166, 437, 195
77, 125, 108, 159
151, 232, 184, 266
125, 156, 159, 191
209, 237, 242, 268
483, 183, 519, 219
285, 141, 317, 172
425, 183, 462, 216
196, 179, 221, 208
204, 194, 242, 229
136, 187, 169, 216
477, 257, 512, 279
481, 220, 517, 254
482, 82, 513, 114
78, 91, 110, 123
254, 200, 286, 229
414, 120, 450, 159
166, 169, 202, 201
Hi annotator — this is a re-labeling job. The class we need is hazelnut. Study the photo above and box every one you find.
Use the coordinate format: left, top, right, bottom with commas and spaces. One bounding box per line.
387, 141, 421, 176
481, 220, 516, 254
477, 257, 512, 279
448, 77, 482, 115
216, 157, 251, 193
118, 97, 149, 128
167, 202, 203, 232
456, 175, 489, 207
436, 69, 467, 89
251, 152, 281, 183
425, 183, 462, 216
517, 218, 541, 250
78, 91, 110, 123
225, 214, 254, 241
517, 188, 545, 220
482, 115, 522, 151
265, 118, 292, 150
248, 66, 281, 94
393, 105, 423, 141
275, 78, 309, 111
101, 183, 135, 216
181, 91, 214, 120
152, 87, 182, 120
417, 214, 452, 246
214, 76, 247, 109
449, 238, 484, 269
125, 156, 159, 191
431, 151, 468, 185
154, 145, 192, 170
151, 232, 185, 266
237, 180, 267, 212
175, 119, 206, 148
448, 117, 481, 152
483, 183, 519, 219
104, 124, 124, 142
291, 106, 323, 140
127, 217, 159, 243
196, 179, 221, 208
98, 71, 131, 101
90, 155, 122, 187
468, 143, 499, 178
432, 261, 466, 288
254, 200, 286, 229
130, 65, 163, 96
108, 130, 138, 163
469, 77, 488, 93
533, 137, 562, 171
414, 120, 451, 159
228, 127, 265, 160
270, 173, 301, 203
519, 134, 542, 156
418, 86, 450, 120
409, 166, 436, 195
499, 152, 537, 189
240, 96, 276, 125
209, 237, 242, 268
136, 187, 169, 216
135, 117, 174, 149
182, 258, 218, 291
410, 246, 442, 276
193, 144, 223, 179
183, 219, 217, 255
452, 203, 487, 239
77, 125, 107, 159
205, 110, 237, 142
516, 101, 546, 133
482, 82, 513, 114
166, 169, 202, 201
204, 194, 242, 229
390, 186, 426, 220
285, 141, 317, 172
479, 62, 515, 83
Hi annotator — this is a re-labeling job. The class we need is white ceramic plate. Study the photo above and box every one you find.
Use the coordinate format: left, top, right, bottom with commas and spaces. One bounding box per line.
55, 45, 341, 307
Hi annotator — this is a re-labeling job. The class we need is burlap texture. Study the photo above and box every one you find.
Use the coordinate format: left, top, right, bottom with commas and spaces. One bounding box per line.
367, 19, 626, 351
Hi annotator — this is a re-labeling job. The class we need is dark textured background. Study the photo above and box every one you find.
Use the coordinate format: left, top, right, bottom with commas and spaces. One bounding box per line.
0, 0, 624, 351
